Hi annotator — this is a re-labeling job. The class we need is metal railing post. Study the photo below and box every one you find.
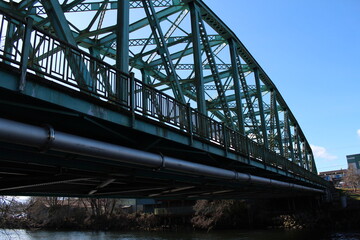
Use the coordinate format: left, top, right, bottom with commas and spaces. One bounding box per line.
187, 103, 193, 146
223, 123, 228, 156
130, 72, 135, 128
245, 136, 251, 164
262, 146, 267, 170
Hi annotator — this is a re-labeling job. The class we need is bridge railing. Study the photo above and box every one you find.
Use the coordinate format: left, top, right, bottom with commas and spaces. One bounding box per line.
0, 11, 322, 185
0, 13, 131, 106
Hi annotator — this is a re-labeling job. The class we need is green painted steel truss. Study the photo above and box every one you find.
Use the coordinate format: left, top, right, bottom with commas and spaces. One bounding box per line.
0, 0, 317, 174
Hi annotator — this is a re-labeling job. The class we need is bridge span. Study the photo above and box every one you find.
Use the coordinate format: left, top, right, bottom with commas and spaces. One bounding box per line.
0, 0, 330, 199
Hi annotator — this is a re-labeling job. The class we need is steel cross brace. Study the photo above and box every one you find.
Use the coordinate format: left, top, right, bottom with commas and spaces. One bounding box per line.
40, 0, 94, 91
189, 1, 206, 115
34, 0, 180, 14
195, 13, 234, 127
271, 91, 284, 156
146, 8, 189, 64
294, 125, 304, 167
302, 142, 311, 171
236, 56, 262, 142
284, 110, 296, 162
229, 38, 245, 134
269, 90, 276, 151
141, 0, 185, 104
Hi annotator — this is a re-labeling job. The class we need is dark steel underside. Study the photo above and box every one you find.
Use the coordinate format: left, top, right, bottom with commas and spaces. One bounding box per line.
0, 65, 324, 199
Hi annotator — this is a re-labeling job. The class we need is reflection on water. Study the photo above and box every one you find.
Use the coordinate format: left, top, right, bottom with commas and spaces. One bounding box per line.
1, 229, 360, 240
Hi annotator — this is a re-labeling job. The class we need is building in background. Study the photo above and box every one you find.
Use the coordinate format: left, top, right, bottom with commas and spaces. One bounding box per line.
318, 154, 360, 188
347, 154, 360, 174
319, 169, 347, 187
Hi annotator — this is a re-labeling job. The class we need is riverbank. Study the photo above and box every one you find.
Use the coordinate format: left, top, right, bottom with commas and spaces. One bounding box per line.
2, 206, 360, 232
2, 228, 360, 240
270, 208, 360, 230
2, 209, 360, 232
1, 196, 360, 232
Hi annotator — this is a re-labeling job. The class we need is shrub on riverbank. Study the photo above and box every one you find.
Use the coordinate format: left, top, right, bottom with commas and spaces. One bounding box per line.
191, 200, 249, 231
2, 196, 360, 232
0, 197, 29, 229
24, 198, 162, 231
271, 208, 360, 230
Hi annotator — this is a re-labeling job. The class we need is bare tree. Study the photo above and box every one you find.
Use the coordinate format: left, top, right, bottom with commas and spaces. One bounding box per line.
344, 165, 360, 191
191, 200, 247, 231
0, 196, 30, 239
88, 198, 117, 217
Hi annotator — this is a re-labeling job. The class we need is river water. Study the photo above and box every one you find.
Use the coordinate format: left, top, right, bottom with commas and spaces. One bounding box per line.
2, 229, 360, 240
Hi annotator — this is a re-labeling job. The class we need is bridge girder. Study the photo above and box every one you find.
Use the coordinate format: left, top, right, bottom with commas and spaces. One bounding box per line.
0, 0, 319, 194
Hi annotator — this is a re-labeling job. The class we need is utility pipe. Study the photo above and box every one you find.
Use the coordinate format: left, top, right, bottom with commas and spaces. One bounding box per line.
0, 118, 324, 193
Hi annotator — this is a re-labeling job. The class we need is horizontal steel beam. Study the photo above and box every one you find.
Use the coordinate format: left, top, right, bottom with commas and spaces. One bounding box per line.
34, 0, 182, 14
0, 118, 324, 194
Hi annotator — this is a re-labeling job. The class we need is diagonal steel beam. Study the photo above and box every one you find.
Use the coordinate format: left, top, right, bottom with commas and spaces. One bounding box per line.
284, 110, 295, 161
0, 178, 92, 192
40, 0, 94, 91
141, 0, 185, 103
229, 38, 245, 134
254, 68, 268, 147
196, 15, 233, 127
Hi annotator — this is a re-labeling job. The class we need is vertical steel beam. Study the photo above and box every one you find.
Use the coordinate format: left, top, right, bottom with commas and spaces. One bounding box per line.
89, 47, 113, 96
283, 112, 289, 158
228, 38, 245, 135
309, 149, 316, 172
272, 91, 284, 156
303, 144, 310, 170
189, 1, 206, 115
141, 68, 150, 114
307, 153, 313, 172
116, 0, 129, 74
308, 153, 317, 173
3, 21, 16, 65
254, 68, 268, 148
117, 0, 130, 103
295, 125, 304, 167
285, 110, 295, 161
269, 90, 275, 150
19, 17, 33, 92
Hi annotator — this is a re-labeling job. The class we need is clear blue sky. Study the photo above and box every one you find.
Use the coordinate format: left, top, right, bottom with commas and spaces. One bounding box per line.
204, 0, 360, 172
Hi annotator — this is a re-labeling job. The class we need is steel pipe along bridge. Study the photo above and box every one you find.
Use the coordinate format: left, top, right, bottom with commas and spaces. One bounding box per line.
0, 0, 330, 199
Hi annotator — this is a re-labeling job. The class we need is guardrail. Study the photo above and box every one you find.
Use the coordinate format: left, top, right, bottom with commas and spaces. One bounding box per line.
0, 10, 323, 185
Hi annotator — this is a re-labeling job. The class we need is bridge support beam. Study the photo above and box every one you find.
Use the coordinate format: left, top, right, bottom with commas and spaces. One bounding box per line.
285, 110, 296, 161
0, 117, 324, 194
254, 68, 268, 147
272, 91, 284, 156
189, 1, 206, 115
40, 0, 94, 90
228, 38, 245, 134
116, 0, 130, 74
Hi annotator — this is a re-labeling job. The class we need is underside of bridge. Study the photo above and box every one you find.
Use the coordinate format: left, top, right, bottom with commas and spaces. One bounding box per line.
0, 0, 330, 199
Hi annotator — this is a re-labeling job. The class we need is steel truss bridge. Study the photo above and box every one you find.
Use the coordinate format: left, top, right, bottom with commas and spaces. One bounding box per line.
0, 0, 330, 199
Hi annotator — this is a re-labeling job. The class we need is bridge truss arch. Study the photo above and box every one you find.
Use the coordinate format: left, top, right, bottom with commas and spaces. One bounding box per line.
0, 0, 327, 197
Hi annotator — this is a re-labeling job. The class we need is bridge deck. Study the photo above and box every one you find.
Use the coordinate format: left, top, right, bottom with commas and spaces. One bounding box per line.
0, 62, 327, 198
0, 5, 330, 198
